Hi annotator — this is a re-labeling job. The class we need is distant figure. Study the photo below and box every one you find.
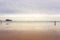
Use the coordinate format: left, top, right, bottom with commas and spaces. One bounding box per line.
0, 20, 2, 24
54, 21, 56, 26
5, 19, 12, 25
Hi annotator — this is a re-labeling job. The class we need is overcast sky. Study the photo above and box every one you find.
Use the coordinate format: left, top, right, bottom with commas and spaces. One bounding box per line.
0, 0, 60, 14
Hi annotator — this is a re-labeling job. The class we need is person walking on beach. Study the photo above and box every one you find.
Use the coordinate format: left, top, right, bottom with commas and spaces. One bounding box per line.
0, 20, 2, 24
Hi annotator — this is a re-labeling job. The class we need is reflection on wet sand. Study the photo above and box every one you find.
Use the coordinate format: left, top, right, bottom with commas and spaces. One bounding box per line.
0, 22, 60, 40
0, 30, 60, 40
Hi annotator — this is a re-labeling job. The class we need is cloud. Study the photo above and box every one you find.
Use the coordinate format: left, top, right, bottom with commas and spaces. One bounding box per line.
0, 0, 60, 14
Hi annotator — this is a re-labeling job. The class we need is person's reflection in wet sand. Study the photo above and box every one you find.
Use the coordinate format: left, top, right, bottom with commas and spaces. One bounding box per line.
54, 21, 56, 26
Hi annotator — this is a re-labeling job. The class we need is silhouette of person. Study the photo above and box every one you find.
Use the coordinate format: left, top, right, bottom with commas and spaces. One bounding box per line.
0, 20, 2, 24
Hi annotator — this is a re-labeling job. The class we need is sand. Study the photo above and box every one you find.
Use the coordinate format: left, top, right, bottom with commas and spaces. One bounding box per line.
0, 30, 60, 40
0, 22, 60, 40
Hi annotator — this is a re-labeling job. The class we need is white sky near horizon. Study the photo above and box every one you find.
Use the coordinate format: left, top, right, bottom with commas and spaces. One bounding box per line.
0, 14, 60, 21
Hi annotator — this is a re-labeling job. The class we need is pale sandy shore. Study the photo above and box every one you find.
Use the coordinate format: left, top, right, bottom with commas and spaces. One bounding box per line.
0, 22, 60, 40
0, 30, 60, 40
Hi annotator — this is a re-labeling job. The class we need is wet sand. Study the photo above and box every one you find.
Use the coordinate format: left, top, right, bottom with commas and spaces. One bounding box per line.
0, 22, 60, 40
0, 30, 60, 40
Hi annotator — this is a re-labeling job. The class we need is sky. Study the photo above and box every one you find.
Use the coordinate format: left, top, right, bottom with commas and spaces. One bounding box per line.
0, 0, 60, 21
0, 0, 60, 14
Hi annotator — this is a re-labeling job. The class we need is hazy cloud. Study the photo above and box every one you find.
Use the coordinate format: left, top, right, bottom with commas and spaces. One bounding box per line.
0, 0, 60, 14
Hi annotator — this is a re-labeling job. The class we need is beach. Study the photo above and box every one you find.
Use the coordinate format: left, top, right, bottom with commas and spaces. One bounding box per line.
0, 22, 60, 40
